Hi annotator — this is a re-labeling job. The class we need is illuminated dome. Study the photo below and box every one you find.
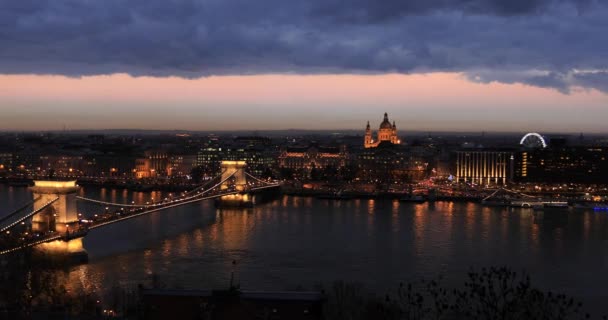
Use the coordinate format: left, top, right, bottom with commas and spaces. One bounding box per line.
364, 112, 401, 148
379, 112, 392, 129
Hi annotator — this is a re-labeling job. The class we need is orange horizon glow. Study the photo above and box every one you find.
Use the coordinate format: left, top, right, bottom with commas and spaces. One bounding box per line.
1, 72, 607, 132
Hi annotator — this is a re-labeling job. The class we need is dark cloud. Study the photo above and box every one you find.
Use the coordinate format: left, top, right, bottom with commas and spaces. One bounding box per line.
312, 0, 594, 23
0, 0, 607, 93
572, 71, 608, 93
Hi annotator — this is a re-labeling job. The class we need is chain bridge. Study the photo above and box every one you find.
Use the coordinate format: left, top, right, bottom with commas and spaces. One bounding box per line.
0, 161, 280, 258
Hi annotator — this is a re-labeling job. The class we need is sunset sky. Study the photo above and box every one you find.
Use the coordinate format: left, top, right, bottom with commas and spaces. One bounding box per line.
1, 0, 607, 132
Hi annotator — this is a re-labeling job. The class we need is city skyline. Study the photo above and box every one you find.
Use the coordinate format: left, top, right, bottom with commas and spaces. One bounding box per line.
2, 2, 608, 318
2, 1, 608, 132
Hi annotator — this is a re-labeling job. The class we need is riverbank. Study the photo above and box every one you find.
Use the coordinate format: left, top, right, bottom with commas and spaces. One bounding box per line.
2, 178, 604, 207
0, 177, 196, 192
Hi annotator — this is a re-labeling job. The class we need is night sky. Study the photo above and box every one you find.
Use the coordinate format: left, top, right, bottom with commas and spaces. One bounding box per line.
1, 0, 607, 132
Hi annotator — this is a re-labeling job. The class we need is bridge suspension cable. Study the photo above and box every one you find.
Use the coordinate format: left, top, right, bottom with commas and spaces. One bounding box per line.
249, 183, 281, 191
190, 171, 235, 196
244, 172, 275, 186
75, 196, 149, 207
0, 233, 64, 256
76, 171, 237, 208
0, 196, 42, 225
0, 197, 59, 233
183, 170, 227, 196
89, 190, 241, 230
87, 172, 244, 230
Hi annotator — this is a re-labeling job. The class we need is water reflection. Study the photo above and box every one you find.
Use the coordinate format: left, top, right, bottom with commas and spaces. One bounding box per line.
110, 189, 117, 203
366, 199, 375, 236
1, 185, 607, 314
391, 201, 399, 233
413, 203, 426, 255
367, 199, 375, 214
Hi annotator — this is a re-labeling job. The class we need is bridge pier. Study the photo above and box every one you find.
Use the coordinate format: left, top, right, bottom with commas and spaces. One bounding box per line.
34, 238, 88, 262
216, 161, 254, 208
29, 181, 87, 260
216, 193, 255, 208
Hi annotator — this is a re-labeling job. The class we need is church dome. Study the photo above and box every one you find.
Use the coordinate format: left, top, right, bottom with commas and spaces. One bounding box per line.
379, 112, 392, 129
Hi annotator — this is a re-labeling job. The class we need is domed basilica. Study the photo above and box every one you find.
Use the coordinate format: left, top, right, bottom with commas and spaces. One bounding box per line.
364, 113, 401, 148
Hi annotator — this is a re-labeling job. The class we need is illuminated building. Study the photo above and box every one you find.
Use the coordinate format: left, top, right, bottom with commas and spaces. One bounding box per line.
11, 152, 42, 177
357, 142, 426, 185
40, 154, 86, 178
134, 158, 152, 179
196, 144, 276, 178
278, 144, 347, 178
364, 112, 401, 148
0, 152, 12, 173
145, 150, 169, 175
195, 146, 223, 178
83, 153, 136, 178
455, 150, 514, 185
168, 154, 197, 177
515, 147, 608, 183
135, 150, 170, 179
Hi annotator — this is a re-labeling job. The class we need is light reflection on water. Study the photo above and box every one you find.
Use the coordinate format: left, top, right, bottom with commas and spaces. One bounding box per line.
1, 184, 608, 313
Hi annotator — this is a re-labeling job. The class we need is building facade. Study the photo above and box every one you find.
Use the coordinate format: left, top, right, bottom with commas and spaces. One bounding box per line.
39, 154, 86, 178
0, 152, 12, 173
455, 150, 514, 185
364, 113, 401, 148
278, 144, 347, 178
357, 143, 426, 185
196, 145, 276, 179
168, 154, 197, 177
514, 147, 608, 184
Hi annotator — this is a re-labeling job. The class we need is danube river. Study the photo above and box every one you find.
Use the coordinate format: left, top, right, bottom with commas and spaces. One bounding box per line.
1, 184, 608, 313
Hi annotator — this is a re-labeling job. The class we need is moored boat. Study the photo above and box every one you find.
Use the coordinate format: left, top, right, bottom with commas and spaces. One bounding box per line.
399, 195, 426, 203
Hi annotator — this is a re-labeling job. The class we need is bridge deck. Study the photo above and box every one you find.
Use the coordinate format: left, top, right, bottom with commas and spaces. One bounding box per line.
0, 182, 279, 255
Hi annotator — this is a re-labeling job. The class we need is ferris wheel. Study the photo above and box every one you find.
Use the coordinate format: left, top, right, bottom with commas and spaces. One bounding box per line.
520, 133, 547, 148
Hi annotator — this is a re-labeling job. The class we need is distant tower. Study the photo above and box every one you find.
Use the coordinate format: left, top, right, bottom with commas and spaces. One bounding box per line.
391, 121, 399, 144
364, 121, 373, 148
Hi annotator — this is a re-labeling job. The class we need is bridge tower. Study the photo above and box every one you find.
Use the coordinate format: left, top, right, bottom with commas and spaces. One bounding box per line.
217, 161, 253, 207
29, 181, 86, 259
220, 161, 247, 192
